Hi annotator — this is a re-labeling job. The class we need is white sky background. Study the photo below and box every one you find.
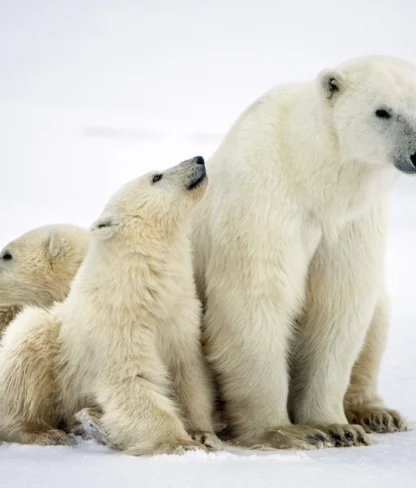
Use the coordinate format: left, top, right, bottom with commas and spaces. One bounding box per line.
0, 0, 415, 242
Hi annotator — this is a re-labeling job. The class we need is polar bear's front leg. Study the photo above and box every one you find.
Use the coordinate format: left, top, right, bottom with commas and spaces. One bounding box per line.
97, 374, 205, 456
290, 203, 389, 446
201, 228, 333, 450
344, 291, 409, 433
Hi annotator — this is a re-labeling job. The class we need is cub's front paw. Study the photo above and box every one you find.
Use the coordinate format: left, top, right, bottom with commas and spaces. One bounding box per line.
190, 431, 223, 450
346, 406, 409, 434
72, 407, 106, 444
126, 439, 207, 457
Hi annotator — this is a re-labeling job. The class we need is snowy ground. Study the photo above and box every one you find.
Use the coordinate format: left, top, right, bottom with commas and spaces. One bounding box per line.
1, 1, 416, 487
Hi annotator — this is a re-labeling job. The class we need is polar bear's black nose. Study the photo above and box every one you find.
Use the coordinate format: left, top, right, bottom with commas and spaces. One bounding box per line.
194, 156, 205, 165
410, 152, 416, 167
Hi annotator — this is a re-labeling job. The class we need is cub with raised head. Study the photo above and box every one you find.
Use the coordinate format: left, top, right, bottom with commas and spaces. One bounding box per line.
0, 157, 217, 456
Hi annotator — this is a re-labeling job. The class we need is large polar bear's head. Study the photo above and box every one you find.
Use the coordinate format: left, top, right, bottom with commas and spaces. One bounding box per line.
318, 56, 416, 175
90, 156, 207, 251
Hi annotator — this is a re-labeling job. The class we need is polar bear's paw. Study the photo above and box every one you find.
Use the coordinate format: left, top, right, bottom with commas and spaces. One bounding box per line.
126, 439, 208, 457
346, 406, 409, 434
243, 425, 333, 451
320, 423, 371, 447
71, 407, 106, 443
26, 427, 75, 446
190, 431, 223, 450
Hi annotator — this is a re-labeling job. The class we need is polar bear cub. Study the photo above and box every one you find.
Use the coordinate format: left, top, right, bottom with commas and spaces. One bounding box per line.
0, 156, 217, 455
0, 224, 90, 335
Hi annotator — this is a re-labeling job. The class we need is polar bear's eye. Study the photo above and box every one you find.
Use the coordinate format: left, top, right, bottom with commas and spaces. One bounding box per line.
375, 109, 391, 119
152, 174, 163, 184
2, 251, 13, 261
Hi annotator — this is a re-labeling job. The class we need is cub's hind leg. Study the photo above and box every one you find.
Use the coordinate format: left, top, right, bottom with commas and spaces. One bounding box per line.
0, 307, 68, 445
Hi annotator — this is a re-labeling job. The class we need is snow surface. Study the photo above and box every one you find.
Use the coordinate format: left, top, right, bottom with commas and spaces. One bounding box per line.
0, 1, 416, 487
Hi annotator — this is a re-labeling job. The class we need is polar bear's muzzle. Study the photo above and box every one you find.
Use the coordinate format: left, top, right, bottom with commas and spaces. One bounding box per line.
394, 152, 416, 175
186, 157, 207, 190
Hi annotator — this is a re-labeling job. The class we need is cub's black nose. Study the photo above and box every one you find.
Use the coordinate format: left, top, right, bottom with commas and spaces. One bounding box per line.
410, 152, 416, 167
194, 156, 205, 165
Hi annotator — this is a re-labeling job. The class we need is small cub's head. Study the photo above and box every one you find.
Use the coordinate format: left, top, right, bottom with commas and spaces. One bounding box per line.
0, 224, 90, 307
317, 55, 416, 174
90, 156, 207, 251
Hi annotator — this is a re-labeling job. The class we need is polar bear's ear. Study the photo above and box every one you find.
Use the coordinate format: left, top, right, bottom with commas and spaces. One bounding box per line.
319, 69, 345, 100
46, 230, 67, 259
90, 213, 118, 240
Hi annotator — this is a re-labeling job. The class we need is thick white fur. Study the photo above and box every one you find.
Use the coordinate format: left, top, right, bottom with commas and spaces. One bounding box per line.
0, 157, 217, 455
192, 56, 415, 449
0, 225, 90, 335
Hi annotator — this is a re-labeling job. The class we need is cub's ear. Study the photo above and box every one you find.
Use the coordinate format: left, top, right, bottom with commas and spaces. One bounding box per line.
90, 212, 118, 240
318, 69, 345, 100
46, 229, 67, 259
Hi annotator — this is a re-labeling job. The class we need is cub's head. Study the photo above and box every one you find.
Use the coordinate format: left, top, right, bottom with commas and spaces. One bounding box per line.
317, 55, 416, 175
90, 156, 207, 252
0, 225, 90, 307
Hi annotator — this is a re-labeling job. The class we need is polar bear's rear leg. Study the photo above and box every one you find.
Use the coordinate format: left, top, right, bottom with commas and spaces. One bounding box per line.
0, 307, 67, 446
344, 292, 409, 433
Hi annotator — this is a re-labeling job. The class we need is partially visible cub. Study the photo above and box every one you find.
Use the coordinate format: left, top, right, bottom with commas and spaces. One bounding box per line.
0, 225, 90, 335
0, 156, 217, 456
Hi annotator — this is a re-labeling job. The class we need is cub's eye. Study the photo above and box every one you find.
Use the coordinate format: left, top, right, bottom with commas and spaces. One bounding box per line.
152, 174, 163, 184
375, 109, 391, 119
2, 251, 13, 261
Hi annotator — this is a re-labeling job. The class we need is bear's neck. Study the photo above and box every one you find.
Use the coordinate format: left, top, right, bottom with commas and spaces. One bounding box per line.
64, 232, 194, 323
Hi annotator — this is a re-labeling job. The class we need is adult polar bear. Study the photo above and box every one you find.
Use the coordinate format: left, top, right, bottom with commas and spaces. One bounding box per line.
192, 56, 415, 450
